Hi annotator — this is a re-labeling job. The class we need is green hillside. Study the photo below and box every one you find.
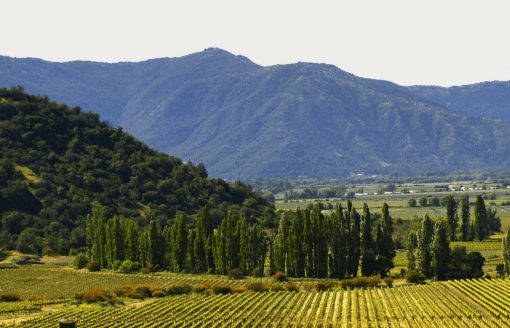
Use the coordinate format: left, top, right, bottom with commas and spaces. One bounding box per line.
0, 87, 274, 254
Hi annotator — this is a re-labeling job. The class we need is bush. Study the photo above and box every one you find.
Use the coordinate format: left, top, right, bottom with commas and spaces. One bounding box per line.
75, 289, 118, 305
164, 284, 192, 295
406, 270, 426, 284
152, 289, 166, 298
316, 281, 337, 291
86, 260, 100, 272
118, 260, 140, 273
212, 285, 233, 294
340, 276, 381, 289
270, 283, 285, 292
141, 264, 154, 274
227, 268, 244, 280
246, 282, 269, 292
272, 272, 288, 282
383, 277, 394, 287
112, 260, 122, 271
73, 253, 88, 269
284, 283, 299, 292
192, 285, 210, 294
301, 282, 316, 291
0, 293, 21, 302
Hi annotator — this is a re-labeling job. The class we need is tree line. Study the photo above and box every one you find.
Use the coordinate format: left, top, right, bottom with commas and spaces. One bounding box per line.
405, 195, 494, 281
85, 200, 395, 278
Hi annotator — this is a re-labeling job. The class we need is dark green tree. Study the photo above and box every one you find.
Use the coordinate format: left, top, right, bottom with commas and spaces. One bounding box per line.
86, 202, 107, 268
376, 203, 395, 277
360, 203, 376, 276
406, 232, 418, 271
416, 215, 434, 278
445, 195, 457, 241
347, 208, 360, 277
474, 195, 487, 240
460, 197, 470, 241
170, 213, 187, 272
431, 221, 450, 280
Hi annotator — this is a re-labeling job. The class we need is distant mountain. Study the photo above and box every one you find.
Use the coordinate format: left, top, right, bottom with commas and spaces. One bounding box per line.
1, 48, 510, 179
0, 88, 273, 253
407, 81, 510, 120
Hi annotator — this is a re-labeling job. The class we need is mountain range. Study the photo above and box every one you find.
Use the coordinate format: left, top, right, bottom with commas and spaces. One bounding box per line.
1, 48, 510, 179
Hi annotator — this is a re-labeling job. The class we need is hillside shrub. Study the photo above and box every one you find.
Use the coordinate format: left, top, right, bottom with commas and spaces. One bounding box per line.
73, 253, 88, 269
75, 289, 118, 305
406, 270, 426, 284
284, 282, 299, 292
246, 282, 269, 292
212, 285, 233, 294
86, 260, 100, 272
272, 272, 288, 282
227, 268, 244, 280
340, 276, 381, 289
118, 260, 140, 273
0, 293, 21, 302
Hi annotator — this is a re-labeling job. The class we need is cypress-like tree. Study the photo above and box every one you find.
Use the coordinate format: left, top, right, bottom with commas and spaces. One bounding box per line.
329, 203, 348, 279
445, 195, 458, 241
147, 220, 163, 267
124, 219, 140, 262
195, 206, 213, 273
186, 228, 197, 272
347, 208, 360, 277
460, 197, 470, 241
503, 227, 510, 277
431, 221, 450, 280
303, 209, 314, 277
86, 202, 107, 268
416, 215, 434, 277
406, 232, 418, 271
474, 195, 487, 240
376, 203, 395, 277
170, 213, 187, 272
360, 203, 376, 276
289, 209, 306, 277
311, 205, 328, 278
274, 212, 291, 273
105, 215, 124, 267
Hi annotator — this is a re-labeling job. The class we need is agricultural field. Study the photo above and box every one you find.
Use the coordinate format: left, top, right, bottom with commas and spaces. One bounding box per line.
0, 264, 510, 327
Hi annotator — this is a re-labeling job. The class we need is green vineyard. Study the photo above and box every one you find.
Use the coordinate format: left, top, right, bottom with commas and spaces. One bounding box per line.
1, 274, 509, 327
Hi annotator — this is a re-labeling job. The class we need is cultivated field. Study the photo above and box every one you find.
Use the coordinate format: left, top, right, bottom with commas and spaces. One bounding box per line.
0, 264, 510, 327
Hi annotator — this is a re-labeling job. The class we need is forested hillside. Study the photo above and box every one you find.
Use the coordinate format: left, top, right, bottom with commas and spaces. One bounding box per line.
2, 49, 510, 179
0, 88, 274, 254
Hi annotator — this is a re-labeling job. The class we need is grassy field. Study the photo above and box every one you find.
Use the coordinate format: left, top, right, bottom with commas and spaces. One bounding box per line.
0, 263, 510, 327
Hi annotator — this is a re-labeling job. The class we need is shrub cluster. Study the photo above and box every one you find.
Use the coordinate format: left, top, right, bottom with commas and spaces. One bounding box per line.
339, 276, 381, 289
0, 293, 21, 302
74, 289, 119, 305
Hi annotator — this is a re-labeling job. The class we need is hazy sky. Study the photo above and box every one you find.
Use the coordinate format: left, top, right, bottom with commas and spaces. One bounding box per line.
2, 0, 510, 86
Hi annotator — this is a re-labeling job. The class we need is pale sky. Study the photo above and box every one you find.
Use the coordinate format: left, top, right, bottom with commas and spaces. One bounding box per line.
2, 0, 510, 86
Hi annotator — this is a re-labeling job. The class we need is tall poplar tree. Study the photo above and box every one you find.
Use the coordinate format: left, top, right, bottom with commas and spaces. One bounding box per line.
376, 203, 395, 277
474, 195, 488, 240
347, 208, 360, 277
460, 197, 470, 241
503, 227, 510, 277
170, 213, 187, 272
406, 232, 418, 271
445, 195, 458, 241
416, 215, 434, 277
360, 203, 376, 276
431, 221, 450, 280
86, 202, 107, 268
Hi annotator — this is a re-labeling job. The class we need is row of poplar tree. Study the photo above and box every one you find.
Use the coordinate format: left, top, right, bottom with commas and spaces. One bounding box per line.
86, 201, 396, 278
271, 201, 395, 279
444, 195, 500, 241
86, 203, 267, 276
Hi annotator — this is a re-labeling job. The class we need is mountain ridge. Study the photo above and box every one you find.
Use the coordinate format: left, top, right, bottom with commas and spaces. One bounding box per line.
1, 49, 510, 179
